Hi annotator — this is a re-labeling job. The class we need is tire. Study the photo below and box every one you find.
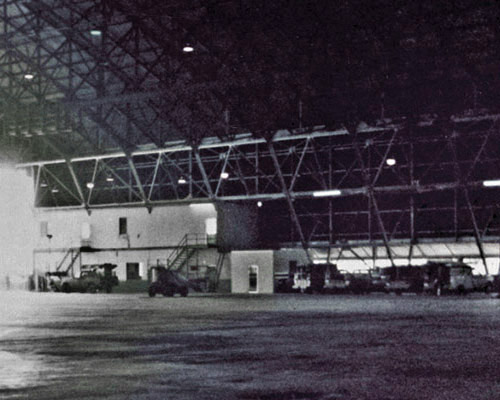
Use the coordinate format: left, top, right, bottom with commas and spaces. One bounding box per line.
61, 282, 71, 293
180, 287, 188, 297
457, 285, 466, 295
484, 284, 492, 294
148, 287, 156, 297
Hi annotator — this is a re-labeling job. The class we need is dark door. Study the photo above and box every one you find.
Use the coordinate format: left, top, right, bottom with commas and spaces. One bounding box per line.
126, 263, 140, 280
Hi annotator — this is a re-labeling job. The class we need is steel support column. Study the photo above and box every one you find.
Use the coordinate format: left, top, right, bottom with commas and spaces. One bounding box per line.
268, 140, 312, 264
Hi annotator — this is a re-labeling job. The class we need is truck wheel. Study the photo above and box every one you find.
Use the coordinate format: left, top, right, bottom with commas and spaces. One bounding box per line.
457, 285, 466, 295
180, 287, 188, 297
61, 282, 71, 293
485, 284, 492, 294
148, 287, 156, 297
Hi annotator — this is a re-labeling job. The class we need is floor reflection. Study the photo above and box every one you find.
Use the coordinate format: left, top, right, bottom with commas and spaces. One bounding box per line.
0, 351, 41, 389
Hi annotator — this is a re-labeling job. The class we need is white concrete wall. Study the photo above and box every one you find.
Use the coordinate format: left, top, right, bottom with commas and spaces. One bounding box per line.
35, 203, 216, 250
230, 250, 274, 294
34, 203, 218, 279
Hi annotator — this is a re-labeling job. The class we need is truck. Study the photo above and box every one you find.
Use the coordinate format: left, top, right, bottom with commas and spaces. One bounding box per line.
47, 263, 119, 293
148, 267, 204, 297
424, 261, 492, 295
377, 261, 492, 295
380, 266, 426, 294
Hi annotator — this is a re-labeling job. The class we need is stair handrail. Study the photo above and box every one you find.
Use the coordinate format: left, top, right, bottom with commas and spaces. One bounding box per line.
166, 234, 188, 269
54, 248, 81, 276
64, 250, 81, 275
166, 233, 208, 269
55, 248, 73, 272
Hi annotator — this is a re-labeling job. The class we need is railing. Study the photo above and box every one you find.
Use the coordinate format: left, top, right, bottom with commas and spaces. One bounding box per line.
55, 248, 80, 274
166, 234, 208, 269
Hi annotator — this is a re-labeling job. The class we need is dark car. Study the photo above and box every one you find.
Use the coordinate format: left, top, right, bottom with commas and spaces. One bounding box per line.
148, 268, 190, 297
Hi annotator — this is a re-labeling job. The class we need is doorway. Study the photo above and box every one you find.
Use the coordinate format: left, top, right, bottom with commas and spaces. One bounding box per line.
248, 265, 258, 293
126, 263, 140, 280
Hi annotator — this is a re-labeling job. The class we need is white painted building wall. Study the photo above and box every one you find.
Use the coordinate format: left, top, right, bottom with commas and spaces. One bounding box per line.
231, 250, 274, 294
35, 203, 216, 250
33, 203, 231, 284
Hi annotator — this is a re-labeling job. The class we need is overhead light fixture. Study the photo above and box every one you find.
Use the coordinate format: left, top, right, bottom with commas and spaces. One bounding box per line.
51, 188, 59, 193
386, 158, 396, 166
313, 189, 342, 197
220, 172, 229, 179
90, 29, 102, 36
178, 177, 187, 184
40, 182, 48, 188
483, 179, 500, 187
24, 73, 34, 80
86, 182, 95, 189
183, 45, 194, 53
106, 176, 114, 182
257, 201, 263, 207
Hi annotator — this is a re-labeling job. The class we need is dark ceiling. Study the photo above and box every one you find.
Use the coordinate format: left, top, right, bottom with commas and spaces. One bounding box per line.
0, 0, 498, 163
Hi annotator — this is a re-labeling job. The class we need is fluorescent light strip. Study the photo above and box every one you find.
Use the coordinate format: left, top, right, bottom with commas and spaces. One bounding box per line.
313, 189, 342, 197
483, 180, 500, 187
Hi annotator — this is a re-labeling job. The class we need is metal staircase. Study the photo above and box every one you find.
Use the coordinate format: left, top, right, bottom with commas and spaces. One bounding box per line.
166, 234, 208, 272
54, 248, 81, 276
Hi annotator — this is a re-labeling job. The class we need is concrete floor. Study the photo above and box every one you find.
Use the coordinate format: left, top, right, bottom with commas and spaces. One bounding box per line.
1, 292, 500, 400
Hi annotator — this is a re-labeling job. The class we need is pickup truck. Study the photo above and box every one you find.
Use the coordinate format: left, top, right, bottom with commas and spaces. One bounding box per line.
424, 261, 492, 295
48, 264, 119, 293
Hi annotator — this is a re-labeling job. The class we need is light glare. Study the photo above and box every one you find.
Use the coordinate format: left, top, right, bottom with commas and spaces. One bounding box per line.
313, 189, 342, 197
483, 179, 500, 187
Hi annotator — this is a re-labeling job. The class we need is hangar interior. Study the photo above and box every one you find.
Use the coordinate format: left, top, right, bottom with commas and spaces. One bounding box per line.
0, 1, 499, 292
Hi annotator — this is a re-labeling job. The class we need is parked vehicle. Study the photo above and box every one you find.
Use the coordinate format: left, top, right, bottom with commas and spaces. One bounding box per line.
380, 266, 426, 294
148, 267, 196, 297
424, 261, 492, 295
324, 269, 350, 293
48, 263, 119, 293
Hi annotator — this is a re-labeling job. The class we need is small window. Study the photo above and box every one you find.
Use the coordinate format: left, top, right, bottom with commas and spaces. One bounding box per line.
40, 221, 48, 237
119, 217, 127, 235
126, 263, 140, 280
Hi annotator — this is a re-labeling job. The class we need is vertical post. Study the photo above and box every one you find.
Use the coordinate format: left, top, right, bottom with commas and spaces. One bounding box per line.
194, 148, 215, 199
267, 140, 312, 265
409, 126, 416, 264
189, 150, 193, 197
448, 126, 489, 275
255, 143, 259, 194
350, 125, 395, 267
464, 189, 489, 275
